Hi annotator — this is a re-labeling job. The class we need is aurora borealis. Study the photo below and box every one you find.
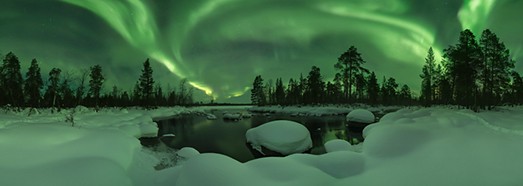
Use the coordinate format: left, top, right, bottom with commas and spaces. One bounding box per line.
1, 0, 522, 102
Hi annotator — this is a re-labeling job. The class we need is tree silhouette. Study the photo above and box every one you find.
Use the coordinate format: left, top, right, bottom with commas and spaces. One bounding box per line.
367, 71, 379, 105
274, 78, 285, 105
509, 71, 523, 104
138, 59, 155, 108
88, 65, 104, 111
335, 46, 369, 102
251, 75, 266, 105
420, 47, 436, 106
443, 29, 482, 109
59, 72, 75, 108
399, 84, 412, 105
479, 29, 514, 109
1, 52, 24, 107
24, 59, 43, 108
44, 68, 61, 109
304, 66, 324, 104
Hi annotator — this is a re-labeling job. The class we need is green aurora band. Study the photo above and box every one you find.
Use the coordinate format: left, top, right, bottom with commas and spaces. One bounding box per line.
60, 0, 513, 100
458, 0, 496, 34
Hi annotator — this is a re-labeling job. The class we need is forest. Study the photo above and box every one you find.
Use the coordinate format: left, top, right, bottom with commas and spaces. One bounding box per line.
1, 29, 522, 111
251, 29, 523, 110
0, 56, 194, 111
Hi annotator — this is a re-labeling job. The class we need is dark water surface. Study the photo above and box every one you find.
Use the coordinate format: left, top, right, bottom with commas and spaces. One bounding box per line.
156, 109, 366, 162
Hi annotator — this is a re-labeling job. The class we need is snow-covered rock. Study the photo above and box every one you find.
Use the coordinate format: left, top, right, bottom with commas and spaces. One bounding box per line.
346, 109, 375, 123
223, 113, 242, 120
246, 120, 312, 155
206, 114, 217, 120
324, 139, 352, 153
176, 147, 200, 159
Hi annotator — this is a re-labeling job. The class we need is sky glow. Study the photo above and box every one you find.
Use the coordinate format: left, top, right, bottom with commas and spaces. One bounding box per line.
0, 0, 521, 102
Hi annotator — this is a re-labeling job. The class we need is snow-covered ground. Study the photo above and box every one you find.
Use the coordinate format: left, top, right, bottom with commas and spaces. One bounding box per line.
2, 105, 523, 185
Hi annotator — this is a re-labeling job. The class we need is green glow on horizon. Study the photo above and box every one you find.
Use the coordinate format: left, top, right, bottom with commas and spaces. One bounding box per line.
458, 0, 496, 34
61, 0, 215, 97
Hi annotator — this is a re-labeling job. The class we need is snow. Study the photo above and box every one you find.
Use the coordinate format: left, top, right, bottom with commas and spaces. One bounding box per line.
246, 120, 313, 155
248, 105, 401, 116
176, 147, 200, 159
223, 113, 242, 120
324, 139, 352, 153
3, 105, 523, 185
346, 108, 375, 123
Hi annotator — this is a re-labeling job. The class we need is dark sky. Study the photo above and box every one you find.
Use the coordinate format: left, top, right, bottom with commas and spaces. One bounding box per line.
1, 0, 522, 103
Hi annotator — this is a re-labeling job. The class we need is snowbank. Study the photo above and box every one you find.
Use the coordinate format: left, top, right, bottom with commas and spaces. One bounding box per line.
170, 107, 523, 185
4, 106, 523, 185
0, 124, 144, 186
246, 120, 312, 155
248, 105, 401, 116
324, 139, 352, 153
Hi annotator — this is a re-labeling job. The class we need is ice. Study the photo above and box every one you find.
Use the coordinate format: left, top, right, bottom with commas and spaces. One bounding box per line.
246, 120, 312, 155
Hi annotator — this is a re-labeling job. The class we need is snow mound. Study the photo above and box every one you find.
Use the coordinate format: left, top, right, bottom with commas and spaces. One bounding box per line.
324, 139, 352, 153
177, 147, 200, 159
246, 120, 312, 155
223, 113, 242, 120
346, 109, 375, 123
0, 124, 142, 186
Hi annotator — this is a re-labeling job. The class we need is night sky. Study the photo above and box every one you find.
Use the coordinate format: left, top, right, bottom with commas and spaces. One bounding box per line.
1, 0, 522, 103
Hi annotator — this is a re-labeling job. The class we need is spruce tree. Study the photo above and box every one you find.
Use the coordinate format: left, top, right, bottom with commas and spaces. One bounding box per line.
138, 59, 154, 108
479, 29, 514, 108
1, 52, 24, 107
24, 59, 43, 108
420, 47, 436, 106
367, 71, 379, 105
274, 78, 285, 105
44, 68, 61, 108
251, 75, 265, 105
399, 84, 412, 105
304, 66, 324, 104
88, 65, 104, 110
443, 29, 482, 108
59, 76, 75, 108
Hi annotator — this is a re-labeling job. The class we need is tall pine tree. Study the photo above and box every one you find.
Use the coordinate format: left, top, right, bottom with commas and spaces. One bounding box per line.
24, 59, 43, 108
1, 52, 24, 107
335, 46, 369, 102
138, 59, 154, 108
44, 68, 61, 108
88, 65, 104, 111
367, 71, 379, 105
420, 47, 436, 106
251, 75, 266, 105
443, 29, 482, 108
479, 29, 514, 108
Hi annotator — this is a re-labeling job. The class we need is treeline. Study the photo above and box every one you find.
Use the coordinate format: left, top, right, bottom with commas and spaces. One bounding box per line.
420, 29, 522, 110
251, 46, 415, 106
252, 29, 523, 109
0, 53, 193, 111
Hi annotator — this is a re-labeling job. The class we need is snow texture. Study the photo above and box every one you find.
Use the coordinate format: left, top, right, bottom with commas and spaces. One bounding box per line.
3, 106, 523, 186
324, 139, 352, 153
246, 120, 313, 155
346, 108, 375, 123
